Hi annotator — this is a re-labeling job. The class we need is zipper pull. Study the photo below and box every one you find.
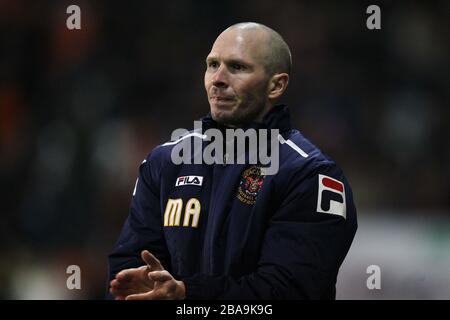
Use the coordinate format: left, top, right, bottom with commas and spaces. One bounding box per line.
223, 153, 228, 166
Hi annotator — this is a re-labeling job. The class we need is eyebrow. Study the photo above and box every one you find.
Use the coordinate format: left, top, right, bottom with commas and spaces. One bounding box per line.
206, 55, 252, 66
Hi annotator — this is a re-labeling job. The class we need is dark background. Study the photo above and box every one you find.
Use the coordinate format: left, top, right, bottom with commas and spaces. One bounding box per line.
0, 0, 449, 299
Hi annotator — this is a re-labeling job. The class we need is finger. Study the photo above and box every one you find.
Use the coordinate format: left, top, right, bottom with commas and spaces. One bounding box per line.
110, 280, 127, 291
148, 270, 173, 283
111, 286, 139, 298
110, 286, 124, 296
141, 250, 164, 271
116, 266, 146, 282
116, 269, 135, 281
111, 279, 130, 288
113, 278, 129, 287
111, 283, 134, 294
126, 290, 167, 300
110, 282, 131, 294
125, 290, 154, 300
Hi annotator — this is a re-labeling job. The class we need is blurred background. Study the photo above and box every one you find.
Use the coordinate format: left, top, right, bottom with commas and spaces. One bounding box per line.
0, 0, 449, 299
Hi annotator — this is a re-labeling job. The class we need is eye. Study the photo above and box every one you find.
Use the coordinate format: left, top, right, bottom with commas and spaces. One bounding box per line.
231, 63, 246, 71
208, 61, 219, 69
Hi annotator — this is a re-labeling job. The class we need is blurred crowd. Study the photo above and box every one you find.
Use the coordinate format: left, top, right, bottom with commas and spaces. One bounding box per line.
0, 0, 448, 298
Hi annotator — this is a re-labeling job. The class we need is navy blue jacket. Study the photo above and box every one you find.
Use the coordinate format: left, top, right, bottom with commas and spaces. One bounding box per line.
107, 105, 357, 299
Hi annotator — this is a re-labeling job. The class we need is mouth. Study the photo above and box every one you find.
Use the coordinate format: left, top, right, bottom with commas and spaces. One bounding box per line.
210, 96, 237, 107
211, 96, 235, 101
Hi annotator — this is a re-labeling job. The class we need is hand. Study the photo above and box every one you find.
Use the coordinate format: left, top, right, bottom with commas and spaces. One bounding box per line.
109, 250, 163, 300
125, 251, 186, 300
110, 250, 186, 300
125, 269, 186, 300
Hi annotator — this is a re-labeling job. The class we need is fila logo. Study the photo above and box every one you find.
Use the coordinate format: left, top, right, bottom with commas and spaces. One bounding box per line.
175, 175, 203, 187
317, 174, 346, 219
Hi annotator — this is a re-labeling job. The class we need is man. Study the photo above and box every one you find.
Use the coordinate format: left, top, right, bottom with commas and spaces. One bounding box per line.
108, 22, 357, 300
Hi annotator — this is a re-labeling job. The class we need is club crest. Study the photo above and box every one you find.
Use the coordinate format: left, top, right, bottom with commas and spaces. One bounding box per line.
237, 166, 265, 205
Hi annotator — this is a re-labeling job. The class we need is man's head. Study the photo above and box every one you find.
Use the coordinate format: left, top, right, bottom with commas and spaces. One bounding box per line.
205, 22, 291, 127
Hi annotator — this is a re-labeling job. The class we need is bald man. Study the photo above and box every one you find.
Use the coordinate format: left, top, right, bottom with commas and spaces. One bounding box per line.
108, 22, 357, 300
205, 22, 291, 127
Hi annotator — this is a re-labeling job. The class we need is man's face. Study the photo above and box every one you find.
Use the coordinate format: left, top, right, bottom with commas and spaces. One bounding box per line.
204, 29, 271, 127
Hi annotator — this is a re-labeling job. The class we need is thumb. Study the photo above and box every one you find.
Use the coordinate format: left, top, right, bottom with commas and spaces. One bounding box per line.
148, 270, 172, 283
141, 250, 164, 271
125, 291, 153, 300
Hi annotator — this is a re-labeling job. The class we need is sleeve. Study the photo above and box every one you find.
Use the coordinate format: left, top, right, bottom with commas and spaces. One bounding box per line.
106, 152, 171, 296
180, 163, 358, 299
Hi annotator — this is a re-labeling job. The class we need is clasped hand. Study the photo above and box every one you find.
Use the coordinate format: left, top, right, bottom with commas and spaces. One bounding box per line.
110, 250, 186, 300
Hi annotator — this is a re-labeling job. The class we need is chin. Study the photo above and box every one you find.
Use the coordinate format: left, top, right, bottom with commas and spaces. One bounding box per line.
210, 102, 264, 127
211, 109, 233, 124
212, 111, 252, 128
210, 108, 237, 125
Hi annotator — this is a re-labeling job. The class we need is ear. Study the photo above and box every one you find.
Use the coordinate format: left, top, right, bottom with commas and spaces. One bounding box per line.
267, 73, 289, 100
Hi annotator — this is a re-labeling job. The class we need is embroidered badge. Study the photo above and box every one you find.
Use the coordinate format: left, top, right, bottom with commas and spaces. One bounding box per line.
237, 166, 265, 205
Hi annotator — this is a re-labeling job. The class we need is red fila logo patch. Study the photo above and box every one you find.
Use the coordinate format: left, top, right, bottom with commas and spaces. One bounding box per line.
175, 175, 203, 187
317, 174, 346, 219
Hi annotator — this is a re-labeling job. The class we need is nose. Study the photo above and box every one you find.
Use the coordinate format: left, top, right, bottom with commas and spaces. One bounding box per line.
211, 65, 228, 88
